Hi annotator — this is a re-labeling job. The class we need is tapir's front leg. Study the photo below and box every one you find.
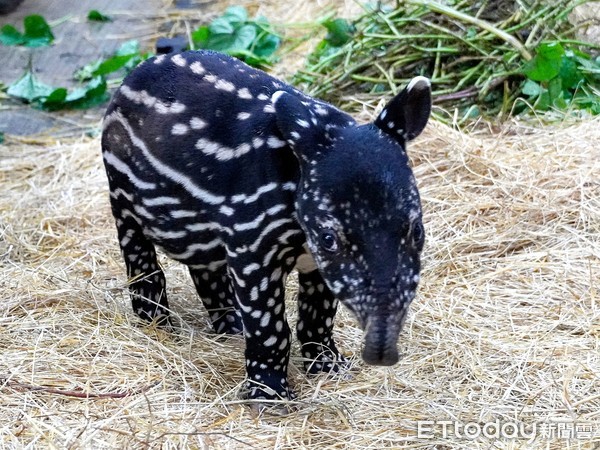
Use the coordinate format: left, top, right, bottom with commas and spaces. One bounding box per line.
297, 269, 347, 373
228, 251, 294, 401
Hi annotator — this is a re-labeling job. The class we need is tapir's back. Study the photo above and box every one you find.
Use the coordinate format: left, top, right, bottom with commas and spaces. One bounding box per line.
102, 50, 305, 202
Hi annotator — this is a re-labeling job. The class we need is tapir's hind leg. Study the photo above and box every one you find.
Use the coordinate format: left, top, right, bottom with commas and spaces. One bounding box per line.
114, 211, 171, 325
103, 121, 171, 325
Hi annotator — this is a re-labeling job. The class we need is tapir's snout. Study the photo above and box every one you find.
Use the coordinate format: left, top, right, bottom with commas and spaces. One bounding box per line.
360, 313, 404, 366
362, 340, 400, 366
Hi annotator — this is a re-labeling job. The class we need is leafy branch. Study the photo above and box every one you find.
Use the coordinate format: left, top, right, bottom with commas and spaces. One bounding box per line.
295, 0, 600, 120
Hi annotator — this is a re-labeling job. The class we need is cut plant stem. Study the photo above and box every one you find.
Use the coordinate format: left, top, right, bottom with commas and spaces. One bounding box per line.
404, 0, 532, 61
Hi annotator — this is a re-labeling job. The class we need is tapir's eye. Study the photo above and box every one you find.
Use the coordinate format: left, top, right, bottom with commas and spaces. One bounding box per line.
412, 221, 425, 250
320, 230, 338, 252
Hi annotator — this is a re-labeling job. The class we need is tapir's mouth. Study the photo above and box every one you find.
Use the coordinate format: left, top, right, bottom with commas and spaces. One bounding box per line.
360, 314, 402, 366
338, 294, 412, 367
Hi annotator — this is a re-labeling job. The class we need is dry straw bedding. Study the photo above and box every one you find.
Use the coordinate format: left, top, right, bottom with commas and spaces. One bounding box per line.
1, 112, 599, 449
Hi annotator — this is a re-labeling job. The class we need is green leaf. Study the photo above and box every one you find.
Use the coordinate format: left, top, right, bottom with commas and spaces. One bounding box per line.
547, 76, 563, 103
70, 76, 108, 108
521, 79, 541, 97
7, 71, 54, 102
536, 90, 551, 111
87, 10, 112, 22
203, 33, 235, 51
192, 26, 210, 45
523, 42, 565, 82
0, 25, 25, 45
573, 88, 600, 114
44, 76, 108, 110
22, 15, 54, 47
75, 40, 144, 81
0, 132, 4, 144
209, 17, 235, 35
190, 8, 281, 67
322, 18, 354, 47
0, 15, 54, 47
203, 25, 257, 52
223, 6, 248, 24
538, 42, 565, 60
115, 40, 140, 56
42, 87, 68, 108
73, 59, 102, 81
7, 70, 109, 110
93, 54, 137, 76
559, 54, 584, 90
231, 24, 257, 50
253, 32, 281, 58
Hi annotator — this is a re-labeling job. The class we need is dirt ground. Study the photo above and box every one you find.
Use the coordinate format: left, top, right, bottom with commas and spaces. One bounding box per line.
1, 1, 599, 449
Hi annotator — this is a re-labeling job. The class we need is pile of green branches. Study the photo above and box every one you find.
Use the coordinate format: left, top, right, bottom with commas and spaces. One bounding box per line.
295, 0, 596, 120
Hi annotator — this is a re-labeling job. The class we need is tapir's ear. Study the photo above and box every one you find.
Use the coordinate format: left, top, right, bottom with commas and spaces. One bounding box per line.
374, 76, 431, 142
272, 91, 319, 151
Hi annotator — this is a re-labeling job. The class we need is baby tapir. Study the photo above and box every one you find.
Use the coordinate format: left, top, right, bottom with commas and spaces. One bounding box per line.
101, 50, 430, 401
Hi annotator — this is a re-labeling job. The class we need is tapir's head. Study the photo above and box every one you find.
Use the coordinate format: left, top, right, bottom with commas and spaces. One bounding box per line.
273, 77, 431, 366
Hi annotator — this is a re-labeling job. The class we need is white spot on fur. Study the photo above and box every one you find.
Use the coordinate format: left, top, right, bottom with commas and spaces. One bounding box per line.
190, 61, 206, 75
171, 54, 186, 67
219, 205, 234, 216
171, 123, 188, 135
142, 196, 180, 206
203, 74, 217, 84
263, 335, 277, 347
260, 312, 271, 327
190, 117, 207, 130
314, 103, 329, 116
252, 137, 264, 149
267, 136, 286, 148
195, 138, 253, 161
119, 85, 185, 114
171, 210, 197, 218
231, 182, 277, 204
237, 112, 251, 120
243, 264, 261, 276
215, 79, 235, 92
237, 87, 253, 99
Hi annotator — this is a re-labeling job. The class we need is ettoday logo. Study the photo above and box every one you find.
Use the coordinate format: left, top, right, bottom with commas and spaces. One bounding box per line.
417, 420, 536, 441
415, 420, 599, 441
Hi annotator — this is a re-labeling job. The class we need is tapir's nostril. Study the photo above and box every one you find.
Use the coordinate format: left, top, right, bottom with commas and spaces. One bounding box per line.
362, 345, 399, 366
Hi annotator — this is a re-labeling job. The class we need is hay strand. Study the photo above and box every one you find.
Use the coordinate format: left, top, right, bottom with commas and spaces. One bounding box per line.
1, 112, 599, 448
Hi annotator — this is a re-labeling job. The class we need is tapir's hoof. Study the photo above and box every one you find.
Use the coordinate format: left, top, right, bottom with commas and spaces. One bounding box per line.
249, 401, 294, 417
